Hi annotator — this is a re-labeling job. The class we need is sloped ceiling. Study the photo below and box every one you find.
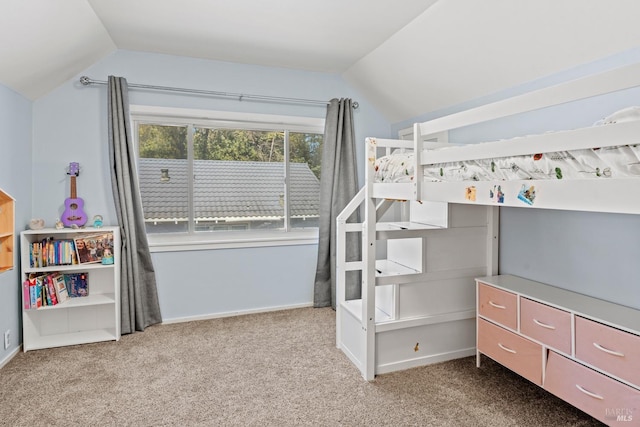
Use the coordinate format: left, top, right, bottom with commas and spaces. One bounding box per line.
0, 0, 438, 100
0, 1, 115, 100
344, 0, 640, 122
1, 0, 640, 123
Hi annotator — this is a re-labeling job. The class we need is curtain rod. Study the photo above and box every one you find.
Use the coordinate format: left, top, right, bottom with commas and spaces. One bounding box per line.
79, 76, 358, 109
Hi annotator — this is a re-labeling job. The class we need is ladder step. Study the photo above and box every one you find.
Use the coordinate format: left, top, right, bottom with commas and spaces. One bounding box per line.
345, 261, 363, 271
375, 259, 420, 276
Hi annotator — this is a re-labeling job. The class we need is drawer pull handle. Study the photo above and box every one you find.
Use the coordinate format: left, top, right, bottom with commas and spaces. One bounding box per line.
498, 343, 516, 354
593, 342, 625, 357
489, 301, 506, 310
575, 384, 604, 400
533, 319, 556, 330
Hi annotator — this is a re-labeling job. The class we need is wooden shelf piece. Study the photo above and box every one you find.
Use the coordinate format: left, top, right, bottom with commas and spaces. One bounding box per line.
0, 187, 15, 273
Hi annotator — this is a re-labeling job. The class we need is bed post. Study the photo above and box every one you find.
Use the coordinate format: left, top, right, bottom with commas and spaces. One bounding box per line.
413, 123, 423, 201
478, 205, 500, 368
336, 207, 347, 350
487, 206, 499, 276
361, 137, 378, 381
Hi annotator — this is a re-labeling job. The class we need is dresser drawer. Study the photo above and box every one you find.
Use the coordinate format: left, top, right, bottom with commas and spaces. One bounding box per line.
477, 283, 517, 330
477, 318, 542, 385
520, 297, 571, 354
576, 316, 640, 388
545, 351, 640, 425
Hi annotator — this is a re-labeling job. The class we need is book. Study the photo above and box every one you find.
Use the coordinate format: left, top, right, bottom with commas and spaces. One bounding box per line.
43, 277, 52, 306
35, 278, 43, 308
52, 273, 69, 303
65, 272, 89, 297
30, 242, 41, 268
28, 276, 37, 308
45, 275, 58, 306
74, 232, 114, 264
23, 279, 30, 309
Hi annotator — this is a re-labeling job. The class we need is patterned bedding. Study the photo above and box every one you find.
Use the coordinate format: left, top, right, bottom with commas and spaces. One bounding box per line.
374, 107, 640, 183
373, 151, 415, 183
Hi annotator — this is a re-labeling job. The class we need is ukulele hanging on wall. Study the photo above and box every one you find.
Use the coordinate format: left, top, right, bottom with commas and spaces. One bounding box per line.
61, 162, 88, 227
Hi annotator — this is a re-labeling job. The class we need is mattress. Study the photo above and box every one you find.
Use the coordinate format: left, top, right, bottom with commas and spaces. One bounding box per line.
374, 107, 640, 183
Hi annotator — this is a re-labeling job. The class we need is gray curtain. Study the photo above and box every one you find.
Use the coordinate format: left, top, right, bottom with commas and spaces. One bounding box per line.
314, 98, 360, 309
108, 76, 162, 334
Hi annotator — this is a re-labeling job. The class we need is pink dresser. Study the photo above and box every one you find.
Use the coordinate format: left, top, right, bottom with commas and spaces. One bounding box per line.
476, 275, 640, 426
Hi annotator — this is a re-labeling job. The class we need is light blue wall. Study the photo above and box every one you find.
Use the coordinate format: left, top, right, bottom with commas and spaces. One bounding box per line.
499, 208, 640, 307
153, 245, 319, 321
0, 84, 32, 363
32, 50, 391, 322
392, 48, 640, 310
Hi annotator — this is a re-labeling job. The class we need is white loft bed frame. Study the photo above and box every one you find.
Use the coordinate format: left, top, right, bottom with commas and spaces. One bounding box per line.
373, 62, 640, 214
336, 62, 640, 381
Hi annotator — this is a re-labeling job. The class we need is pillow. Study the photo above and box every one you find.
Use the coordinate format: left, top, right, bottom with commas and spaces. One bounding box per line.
594, 106, 640, 125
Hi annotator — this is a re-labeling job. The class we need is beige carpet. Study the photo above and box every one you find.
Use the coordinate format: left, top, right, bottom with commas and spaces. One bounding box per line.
0, 307, 603, 426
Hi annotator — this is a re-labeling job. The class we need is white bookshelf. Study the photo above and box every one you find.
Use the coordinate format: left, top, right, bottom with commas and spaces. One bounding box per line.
21, 226, 120, 351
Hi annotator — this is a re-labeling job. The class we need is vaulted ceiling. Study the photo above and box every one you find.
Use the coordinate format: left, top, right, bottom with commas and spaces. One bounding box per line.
2, 0, 640, 123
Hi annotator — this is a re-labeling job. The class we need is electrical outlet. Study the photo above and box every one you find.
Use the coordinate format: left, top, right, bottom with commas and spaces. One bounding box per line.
4, 330, 10, 349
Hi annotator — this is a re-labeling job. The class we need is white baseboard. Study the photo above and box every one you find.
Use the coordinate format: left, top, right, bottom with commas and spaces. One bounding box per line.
0, 345, 22, 370
161, 302, 314, 325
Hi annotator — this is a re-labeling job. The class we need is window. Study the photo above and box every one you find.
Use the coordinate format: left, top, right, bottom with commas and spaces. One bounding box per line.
131, 106, 324, 248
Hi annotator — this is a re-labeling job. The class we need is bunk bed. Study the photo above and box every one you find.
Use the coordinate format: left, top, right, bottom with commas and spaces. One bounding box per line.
336, 62, 640, 382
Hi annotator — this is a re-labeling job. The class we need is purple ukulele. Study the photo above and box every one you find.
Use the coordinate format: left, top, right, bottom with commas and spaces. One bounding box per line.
61, 162, 88, 227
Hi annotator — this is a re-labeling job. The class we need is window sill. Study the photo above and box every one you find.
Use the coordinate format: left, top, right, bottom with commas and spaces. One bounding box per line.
147, 230, 319, 253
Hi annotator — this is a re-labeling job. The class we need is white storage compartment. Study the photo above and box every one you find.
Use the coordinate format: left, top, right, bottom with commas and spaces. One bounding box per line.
386, 238, 422, 273
337, 194, 498, 380
410, 200, 448, 228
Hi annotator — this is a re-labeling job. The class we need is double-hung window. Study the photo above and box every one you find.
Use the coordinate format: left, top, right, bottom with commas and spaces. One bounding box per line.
130, 106, 324, 249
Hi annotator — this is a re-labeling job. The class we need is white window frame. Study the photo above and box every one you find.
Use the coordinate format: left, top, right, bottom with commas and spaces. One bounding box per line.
130, 105, 324, 252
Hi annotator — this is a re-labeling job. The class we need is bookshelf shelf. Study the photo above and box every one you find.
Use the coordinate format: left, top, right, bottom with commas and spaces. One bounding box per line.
0, 188, 15, 273
20, 227, 121, 351
22, 261, 112, 275
28, 293, 116, 310
22, 329, 119, 352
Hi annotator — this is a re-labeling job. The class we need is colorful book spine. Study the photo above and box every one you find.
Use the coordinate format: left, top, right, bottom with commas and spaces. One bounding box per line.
23, 280, 30, 309
35, 279, 43, 308
46, 275, 58, 305
30, 239, 78, 267
29, 278, 37, 308
44, 285, 51, 306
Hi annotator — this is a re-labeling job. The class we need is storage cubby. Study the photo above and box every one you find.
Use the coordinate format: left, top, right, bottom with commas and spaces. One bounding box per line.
0, 187, 15, 273
21, 226, 121, 351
